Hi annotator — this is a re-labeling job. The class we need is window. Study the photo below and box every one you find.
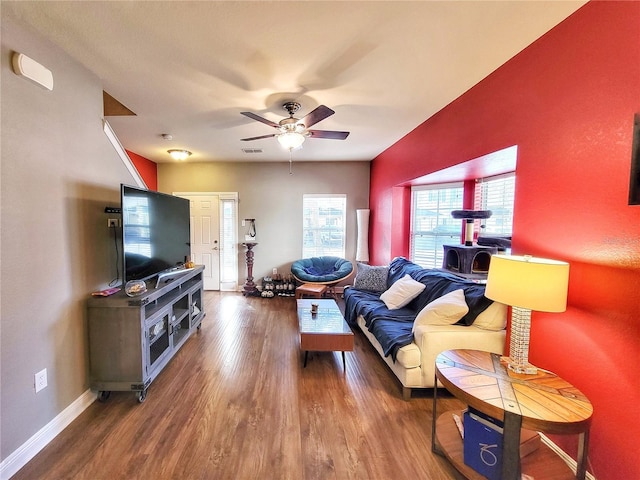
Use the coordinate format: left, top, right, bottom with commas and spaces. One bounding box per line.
302, 194, 346, 258
219, 196, 238, 285
410, 183, 463, 268
475, 173, 515, 236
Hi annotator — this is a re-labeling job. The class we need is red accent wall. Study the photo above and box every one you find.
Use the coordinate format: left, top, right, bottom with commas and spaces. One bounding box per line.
369, 2, 639, 479
126, 150, 158, 190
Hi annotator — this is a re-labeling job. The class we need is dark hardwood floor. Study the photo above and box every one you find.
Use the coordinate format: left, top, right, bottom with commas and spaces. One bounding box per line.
13, 292, 464, 480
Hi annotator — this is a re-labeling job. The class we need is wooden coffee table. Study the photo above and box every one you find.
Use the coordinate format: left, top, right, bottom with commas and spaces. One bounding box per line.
432, 349, 593, 480
296, 299, 354, 370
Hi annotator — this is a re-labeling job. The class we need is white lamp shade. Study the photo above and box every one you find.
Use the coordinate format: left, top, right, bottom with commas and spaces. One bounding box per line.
277, 132, 305, 150
485, 255, 569, 312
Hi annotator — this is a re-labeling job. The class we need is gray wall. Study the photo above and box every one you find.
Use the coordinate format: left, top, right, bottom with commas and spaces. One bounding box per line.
0, 9, 370, 465
158, 160, 370, 285
1, 13, 137, 460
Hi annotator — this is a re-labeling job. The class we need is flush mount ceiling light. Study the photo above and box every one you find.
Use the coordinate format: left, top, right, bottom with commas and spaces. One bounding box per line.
167, 149, 192, 161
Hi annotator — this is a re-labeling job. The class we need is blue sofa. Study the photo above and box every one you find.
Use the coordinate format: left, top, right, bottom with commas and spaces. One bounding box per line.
344, 257, 507, 399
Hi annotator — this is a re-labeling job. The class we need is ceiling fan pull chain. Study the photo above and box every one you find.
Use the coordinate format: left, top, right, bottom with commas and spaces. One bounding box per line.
289, 150, 293, 175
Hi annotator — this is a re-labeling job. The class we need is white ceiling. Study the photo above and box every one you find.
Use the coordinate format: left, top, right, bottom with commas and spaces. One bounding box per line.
5, 1, 585, 164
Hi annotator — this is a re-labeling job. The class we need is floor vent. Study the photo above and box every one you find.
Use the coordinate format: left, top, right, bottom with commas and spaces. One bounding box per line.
242, 148, 263, 154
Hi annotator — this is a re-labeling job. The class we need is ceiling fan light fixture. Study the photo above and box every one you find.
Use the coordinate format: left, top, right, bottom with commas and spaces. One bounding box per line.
277, 131, 305, 150
240, 103, 349, 152
167, 149, 192, 161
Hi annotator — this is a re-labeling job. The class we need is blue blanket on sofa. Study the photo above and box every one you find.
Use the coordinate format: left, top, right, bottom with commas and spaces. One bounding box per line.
344, 257, 492, 361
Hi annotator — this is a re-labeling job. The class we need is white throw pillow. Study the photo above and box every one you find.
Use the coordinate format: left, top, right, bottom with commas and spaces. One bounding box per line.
380, 274, 426, 310
473, 301, 508, 331
412, 289, 469, 332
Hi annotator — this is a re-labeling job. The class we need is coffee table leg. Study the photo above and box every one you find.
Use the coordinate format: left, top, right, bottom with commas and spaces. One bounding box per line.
342, 351, 346, 371
303, 351, 309, 368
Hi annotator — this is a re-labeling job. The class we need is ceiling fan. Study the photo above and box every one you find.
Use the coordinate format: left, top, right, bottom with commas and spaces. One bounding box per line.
240, 102, 350, 150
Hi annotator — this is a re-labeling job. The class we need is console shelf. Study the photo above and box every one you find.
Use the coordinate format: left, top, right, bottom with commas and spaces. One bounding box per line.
87, 266, 205, 403
435, 411, 576, 480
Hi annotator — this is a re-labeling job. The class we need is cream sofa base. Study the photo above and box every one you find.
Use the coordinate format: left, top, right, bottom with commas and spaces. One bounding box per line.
356, 314, 506, 400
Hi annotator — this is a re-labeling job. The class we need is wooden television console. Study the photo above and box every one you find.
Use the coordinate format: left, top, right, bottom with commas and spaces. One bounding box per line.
87, 266, 205, 403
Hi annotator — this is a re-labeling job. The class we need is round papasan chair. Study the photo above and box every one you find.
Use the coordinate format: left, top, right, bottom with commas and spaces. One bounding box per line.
291, 256, 354, 293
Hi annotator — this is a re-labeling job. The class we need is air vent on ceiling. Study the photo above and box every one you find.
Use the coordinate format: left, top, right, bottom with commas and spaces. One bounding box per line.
242, 148, 263, 154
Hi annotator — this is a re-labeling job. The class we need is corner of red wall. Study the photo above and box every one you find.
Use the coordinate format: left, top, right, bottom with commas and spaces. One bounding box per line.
126, 150, 158, 191
367, 3, 640, 479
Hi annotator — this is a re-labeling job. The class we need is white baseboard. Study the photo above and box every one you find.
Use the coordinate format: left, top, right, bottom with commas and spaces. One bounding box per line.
540, 433, 596, 480
0, 389, 96, 480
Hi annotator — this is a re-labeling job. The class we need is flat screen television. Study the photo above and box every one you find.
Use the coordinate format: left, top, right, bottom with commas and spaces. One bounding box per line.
121, 184, 191, 282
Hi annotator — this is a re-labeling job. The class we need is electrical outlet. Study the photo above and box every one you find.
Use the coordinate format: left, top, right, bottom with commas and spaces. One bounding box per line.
272, 268, 278, 275
35, 368, 47, 393
107, 218, 120, 228
242, 220, 246, 227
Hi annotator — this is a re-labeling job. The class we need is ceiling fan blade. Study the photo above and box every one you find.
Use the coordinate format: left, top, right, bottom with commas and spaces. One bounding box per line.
241, 134, 276, 141
301, 105, 334, 128
240, 111, 279, 128
307, 129, 350, 140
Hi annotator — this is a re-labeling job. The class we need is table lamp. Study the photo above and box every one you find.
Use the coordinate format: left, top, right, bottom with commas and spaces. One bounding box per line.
485, 254, 569, 374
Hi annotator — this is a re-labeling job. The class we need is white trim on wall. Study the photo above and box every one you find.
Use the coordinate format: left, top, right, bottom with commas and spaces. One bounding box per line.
102, 119, 146, 189
0, 390, 96, 480
540, 434, 597, 480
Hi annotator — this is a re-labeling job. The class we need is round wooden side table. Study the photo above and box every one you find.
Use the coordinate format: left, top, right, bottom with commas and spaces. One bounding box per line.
432, 349, 593, 480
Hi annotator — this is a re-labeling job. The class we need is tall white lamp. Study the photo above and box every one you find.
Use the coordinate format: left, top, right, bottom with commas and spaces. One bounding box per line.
355, 209, 370, 263
485, 254, 569, 374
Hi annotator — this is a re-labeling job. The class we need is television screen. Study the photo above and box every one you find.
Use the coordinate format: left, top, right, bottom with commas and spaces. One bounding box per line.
121, 185, 191, 282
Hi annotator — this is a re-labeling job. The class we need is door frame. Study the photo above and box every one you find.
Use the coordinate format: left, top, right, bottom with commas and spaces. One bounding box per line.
173, 191, 239, 291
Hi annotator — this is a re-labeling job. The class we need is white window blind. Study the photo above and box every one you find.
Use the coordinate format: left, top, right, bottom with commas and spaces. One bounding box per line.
410, 183, 463, 268
475, 173, 515, 236
302, 194, 346, 258
220, 197, 237, 283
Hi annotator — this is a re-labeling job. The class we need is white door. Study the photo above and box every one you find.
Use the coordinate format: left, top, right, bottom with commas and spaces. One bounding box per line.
177, 194, 220, 290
